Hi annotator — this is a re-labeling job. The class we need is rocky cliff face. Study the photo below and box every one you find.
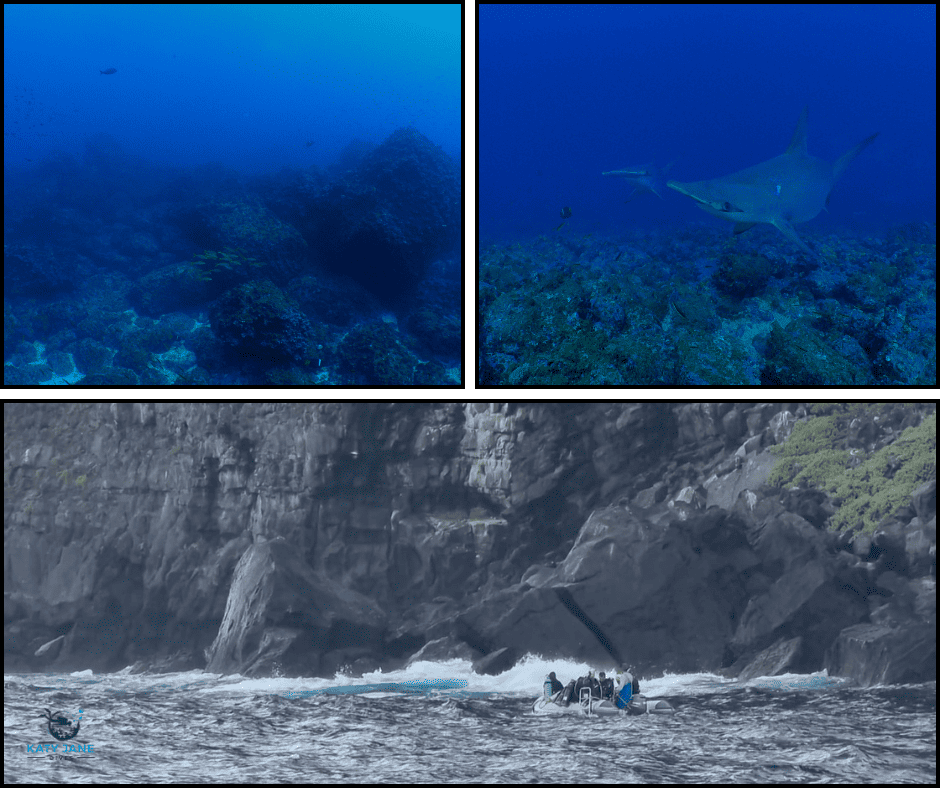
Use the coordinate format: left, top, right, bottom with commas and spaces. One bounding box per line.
4, 403, 935, 686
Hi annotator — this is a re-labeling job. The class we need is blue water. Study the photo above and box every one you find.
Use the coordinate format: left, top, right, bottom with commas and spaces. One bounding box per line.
4, 658, 936, 783
478, 5, 936, 385
3, 5, 461, 386
479, 4, 933, 241
4, 5, 460, 173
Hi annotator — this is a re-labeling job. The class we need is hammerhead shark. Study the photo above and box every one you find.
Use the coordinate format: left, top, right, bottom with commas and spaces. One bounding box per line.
606, 108, 878, 259
602, 162, 673, 201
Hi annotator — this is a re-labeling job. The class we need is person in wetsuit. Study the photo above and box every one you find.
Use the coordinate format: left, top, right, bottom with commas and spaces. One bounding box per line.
562, 679, 576, 705
561, 669, 617, 705
614, 669, 641, 709
563, 673, 592, 706
588, 671, 603, 699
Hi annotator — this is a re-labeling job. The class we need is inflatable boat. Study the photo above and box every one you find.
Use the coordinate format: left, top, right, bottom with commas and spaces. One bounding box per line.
532, 687, 675, 717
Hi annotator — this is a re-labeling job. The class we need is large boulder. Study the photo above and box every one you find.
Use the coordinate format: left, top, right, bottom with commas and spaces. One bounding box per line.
826, 573, 937, 686
455, 583, 614, 667
734, 636, 804, 682
703, 448, 778, 511
206, 538, 386, 677
308, 128, 460, 304
405, 636, 480, 667
456, 504, 758, 675
210, 280, 314, 367
472, 646, 518, 676
825, 619, 936, 685
726, 501, 869, 669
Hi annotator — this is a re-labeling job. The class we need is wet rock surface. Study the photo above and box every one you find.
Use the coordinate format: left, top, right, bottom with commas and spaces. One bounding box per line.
4, 403, 935, 686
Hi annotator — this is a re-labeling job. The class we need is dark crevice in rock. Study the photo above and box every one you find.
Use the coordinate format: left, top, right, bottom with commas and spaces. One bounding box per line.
554, 587, 624, 667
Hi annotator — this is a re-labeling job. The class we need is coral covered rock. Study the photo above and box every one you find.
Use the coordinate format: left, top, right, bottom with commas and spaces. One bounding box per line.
210, 280, 314, 367
307, 128, 460, 304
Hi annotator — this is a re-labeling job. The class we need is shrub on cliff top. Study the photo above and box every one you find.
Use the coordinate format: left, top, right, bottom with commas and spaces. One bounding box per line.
768, 405, 936, 534
826, 412, 935, 534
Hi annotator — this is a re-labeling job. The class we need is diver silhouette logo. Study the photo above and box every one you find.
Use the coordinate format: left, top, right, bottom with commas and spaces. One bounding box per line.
39, 708, 81, 741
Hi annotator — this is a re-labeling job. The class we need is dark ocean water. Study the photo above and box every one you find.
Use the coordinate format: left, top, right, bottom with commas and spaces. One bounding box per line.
4, 660, 935, 784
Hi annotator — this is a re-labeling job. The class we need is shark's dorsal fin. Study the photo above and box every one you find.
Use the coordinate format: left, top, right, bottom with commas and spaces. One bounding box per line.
785, 106, 810, 157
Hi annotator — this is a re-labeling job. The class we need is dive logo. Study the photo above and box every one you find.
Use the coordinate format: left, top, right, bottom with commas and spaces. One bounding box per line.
39, 708, 81, 740
26, 708, 94, 760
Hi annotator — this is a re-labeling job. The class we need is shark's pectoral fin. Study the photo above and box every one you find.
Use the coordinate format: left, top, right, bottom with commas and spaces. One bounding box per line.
669, 182, 744, 214
733, 222, 757, 235
772, 218, 819, 260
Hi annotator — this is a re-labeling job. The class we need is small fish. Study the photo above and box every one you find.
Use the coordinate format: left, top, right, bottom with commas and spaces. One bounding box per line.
560, 206, 572, 220
99, 68, 117, 75
554, 221, 566, 231
614, 250, 623, 262
305, 140, 314, 148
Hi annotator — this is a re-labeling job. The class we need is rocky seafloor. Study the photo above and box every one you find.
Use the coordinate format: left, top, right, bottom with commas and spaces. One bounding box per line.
479, 223, 936, 385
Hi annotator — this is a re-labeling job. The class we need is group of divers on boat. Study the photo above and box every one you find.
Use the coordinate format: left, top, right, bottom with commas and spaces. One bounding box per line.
533, 668, 675, 716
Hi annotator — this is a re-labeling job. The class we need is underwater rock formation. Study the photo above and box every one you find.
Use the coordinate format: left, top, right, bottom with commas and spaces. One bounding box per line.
304, 128, 460, 304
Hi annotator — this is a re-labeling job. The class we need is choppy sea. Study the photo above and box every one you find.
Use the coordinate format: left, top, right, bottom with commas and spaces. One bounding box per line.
4, 656, 935, 784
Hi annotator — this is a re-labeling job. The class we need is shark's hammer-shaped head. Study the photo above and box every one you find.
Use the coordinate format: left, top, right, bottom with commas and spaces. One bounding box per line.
666, 107, 878, 259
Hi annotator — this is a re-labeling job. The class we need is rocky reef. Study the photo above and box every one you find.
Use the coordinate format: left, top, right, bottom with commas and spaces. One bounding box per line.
3, 127, 460, 385
479, 225, 936, 386
4, 403, 935, 686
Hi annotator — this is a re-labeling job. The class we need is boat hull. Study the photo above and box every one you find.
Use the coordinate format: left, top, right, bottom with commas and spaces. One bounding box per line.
532, 692, 675, 717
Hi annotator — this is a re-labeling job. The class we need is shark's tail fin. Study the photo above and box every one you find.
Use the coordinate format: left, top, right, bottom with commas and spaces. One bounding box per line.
833, 131, 879, 183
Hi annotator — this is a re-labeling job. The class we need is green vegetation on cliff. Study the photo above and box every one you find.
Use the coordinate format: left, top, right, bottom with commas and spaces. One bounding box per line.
768, 404, 936, 534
